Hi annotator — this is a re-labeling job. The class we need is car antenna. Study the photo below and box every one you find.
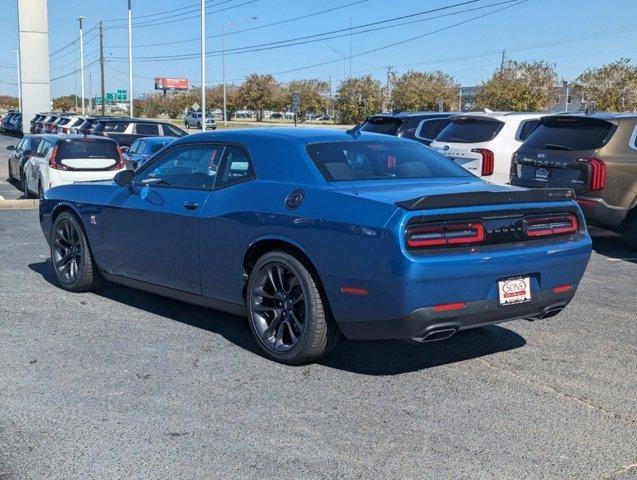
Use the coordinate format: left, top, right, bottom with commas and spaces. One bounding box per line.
346, 116, 368, 139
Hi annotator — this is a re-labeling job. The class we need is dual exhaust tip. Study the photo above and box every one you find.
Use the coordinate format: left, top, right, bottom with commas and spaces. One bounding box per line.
410, 305, 565, 343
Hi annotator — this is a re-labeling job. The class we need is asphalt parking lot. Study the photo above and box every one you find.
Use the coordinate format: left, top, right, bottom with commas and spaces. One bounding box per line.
0, 144, 636, 480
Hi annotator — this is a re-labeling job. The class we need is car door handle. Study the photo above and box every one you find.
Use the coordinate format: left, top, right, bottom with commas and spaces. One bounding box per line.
183, 201, 199, 211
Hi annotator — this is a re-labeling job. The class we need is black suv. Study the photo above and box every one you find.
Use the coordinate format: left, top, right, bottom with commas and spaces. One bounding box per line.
359, 112, 453, 146
91, 119, 187, 147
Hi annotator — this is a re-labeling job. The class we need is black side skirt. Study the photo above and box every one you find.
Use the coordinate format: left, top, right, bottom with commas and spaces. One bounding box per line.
101, 271, 246, 317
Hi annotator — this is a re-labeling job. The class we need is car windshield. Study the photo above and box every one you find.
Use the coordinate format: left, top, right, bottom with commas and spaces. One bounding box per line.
360, 117, 403, 136
435, 117, 505, 143
523, 116, 615, 151
306, 140, 472, 182
57, 139, 120, 159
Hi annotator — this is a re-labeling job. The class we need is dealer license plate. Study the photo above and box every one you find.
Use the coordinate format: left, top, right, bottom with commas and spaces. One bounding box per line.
498, 277, 532, 306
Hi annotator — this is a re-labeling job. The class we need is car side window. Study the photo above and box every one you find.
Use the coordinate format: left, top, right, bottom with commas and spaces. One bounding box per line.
15, 138, 26, 153
163, 123, 186, 137
416, 119, 450, 141
135, 144, 225, 190
136, 123, 160, 135
136, 141, 147, 154
35, 140, 48, 157
517, 120, 540, 141
127, 140, 140, 154
215, 146, 255, 189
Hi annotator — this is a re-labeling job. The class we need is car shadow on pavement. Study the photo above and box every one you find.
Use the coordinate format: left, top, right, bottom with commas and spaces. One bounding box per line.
29, 260, 527, 375
589, 228, 636, 264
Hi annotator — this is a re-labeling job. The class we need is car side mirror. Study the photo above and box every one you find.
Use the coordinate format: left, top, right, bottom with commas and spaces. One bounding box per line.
125, 159, 139, 171
114, 169, 134, 187
120, 145, 129, 153
6, 145, 15, 151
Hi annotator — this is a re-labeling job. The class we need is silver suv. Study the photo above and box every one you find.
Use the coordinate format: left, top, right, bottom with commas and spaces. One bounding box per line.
184, 112, 217, 129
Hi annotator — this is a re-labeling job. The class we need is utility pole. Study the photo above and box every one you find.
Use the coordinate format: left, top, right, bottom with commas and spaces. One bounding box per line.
348, 18, 352, 77
459, 87, 462, 112
99, 21, 105, 116
200, 0, 206, 131
385, 66, 394, 112
221, 25, 226, 125
499, 49, 506, 74
77, 16, 86, 115
13, 50, 21, 112
128, 0, 134, 117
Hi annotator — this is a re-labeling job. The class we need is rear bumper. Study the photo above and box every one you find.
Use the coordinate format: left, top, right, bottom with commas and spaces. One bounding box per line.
576, 197, 629, 228
338, 288, 575, 340
48, 170, 120, 190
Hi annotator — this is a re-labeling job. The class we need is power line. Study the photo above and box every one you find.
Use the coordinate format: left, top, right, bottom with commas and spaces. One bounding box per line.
105, 0, 368, 49
106, 0, 258, 30
110, 0, 494, 62
51, 58, 100, 82
103, 0, 234, 23
49, 22, 98, 59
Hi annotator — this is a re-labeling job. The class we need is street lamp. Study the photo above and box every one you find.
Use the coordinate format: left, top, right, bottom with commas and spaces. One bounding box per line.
222, 16, 257, 125
321, 44, 348, 79
77, 16, 86, 115
200, 0, 206, 131
127, 0, 133, 117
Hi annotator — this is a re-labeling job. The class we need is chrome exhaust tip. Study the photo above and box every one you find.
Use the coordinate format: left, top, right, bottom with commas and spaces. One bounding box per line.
410, 327, 458, 344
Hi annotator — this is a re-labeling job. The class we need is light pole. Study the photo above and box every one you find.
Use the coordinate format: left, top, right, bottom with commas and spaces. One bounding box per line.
222, 16, 257, 125
200, 0, 206, 131
12, 50, 21, 112
128, 0, 133, 116
77, 16, 86, 115
321, 44, 348, 79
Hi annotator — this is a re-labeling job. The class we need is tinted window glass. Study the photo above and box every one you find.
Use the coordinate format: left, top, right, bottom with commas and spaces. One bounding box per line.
417, 118, 451, 140
518, 119, 540, 141
216, 146, 255, 188
436, 118, 505, 143
27, 137, 42, 153
306, 141, 472, 182
136, 123, 160, 135
136, 145, 224, 190
523, 116, 615, 151
163, 123, 186, 137
95, 122, 129, 133
127, 140, 140, 154
151, 142, 171, 153
57, 140, 119, 160
360, 117, 403, 136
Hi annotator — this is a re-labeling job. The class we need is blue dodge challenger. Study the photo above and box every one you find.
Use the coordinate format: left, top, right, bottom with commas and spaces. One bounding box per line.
39, 128, 592, 364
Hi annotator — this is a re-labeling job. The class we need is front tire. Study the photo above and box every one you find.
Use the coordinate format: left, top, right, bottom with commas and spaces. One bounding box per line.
50, 212, 100, 292
247, 251, 340, 364
623, 209, 637, 249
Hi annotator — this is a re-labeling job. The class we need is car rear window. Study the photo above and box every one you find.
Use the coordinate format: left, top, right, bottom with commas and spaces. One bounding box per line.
517, 119, 540, 141
416, 118, 451, 141
57, 139, 120, 160
435, 117, 505, 143
93, 122, 129, 133
136, 123, 160, 135
523, 116, 616, 151
306, 140, 472, 182
360, 117, 404, 136
150, 142, 170, 153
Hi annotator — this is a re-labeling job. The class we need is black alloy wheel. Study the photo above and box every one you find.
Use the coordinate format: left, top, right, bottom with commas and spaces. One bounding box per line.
251, 261, 307, 352
247, 251, 340, 364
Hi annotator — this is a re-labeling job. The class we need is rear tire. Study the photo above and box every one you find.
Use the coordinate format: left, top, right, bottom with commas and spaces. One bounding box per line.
196, 122, 201, 129
246, 251, 340, 364
7, 160, 14, 182
50, 212, 101, 292
22, 175, 33, 198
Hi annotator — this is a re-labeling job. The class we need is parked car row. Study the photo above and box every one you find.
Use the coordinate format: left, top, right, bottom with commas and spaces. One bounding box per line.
1, 111, 22, 135
361, 110, 637, 246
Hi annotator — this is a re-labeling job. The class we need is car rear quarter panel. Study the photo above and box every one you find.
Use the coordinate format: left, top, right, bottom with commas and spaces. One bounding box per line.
600, 121, 637, 213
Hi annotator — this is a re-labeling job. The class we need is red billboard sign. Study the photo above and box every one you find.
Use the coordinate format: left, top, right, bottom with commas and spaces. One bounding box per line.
154, 77, 189, 91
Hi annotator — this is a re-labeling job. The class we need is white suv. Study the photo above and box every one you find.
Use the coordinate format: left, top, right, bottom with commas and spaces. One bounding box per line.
184, 112, 217, 129
429, 112, 544, 184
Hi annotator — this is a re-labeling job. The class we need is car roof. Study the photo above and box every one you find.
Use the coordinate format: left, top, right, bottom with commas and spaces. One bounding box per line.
542, 111, 637, 122
35, 133, 117, 142
447, 111, 545, 121
370, 111, 452, 119
179, 127, 409, 145
136, 136, 177, 143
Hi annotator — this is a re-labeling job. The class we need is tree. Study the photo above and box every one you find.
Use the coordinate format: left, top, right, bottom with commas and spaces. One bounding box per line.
236, 74, 281, 121
0, 95, 18, 109
573, 58, 637, 111
52, 95, 81, 111
285, 79, 330, 121
334, 75, 384, 124
476, 60, 557, 111
391, 70, 460, 112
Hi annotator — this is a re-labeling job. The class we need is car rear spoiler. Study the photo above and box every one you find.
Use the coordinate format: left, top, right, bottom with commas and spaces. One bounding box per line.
396, 188, 575, 210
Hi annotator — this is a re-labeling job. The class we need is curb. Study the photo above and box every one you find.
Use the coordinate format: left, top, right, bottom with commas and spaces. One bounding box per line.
0, 199, 38, 210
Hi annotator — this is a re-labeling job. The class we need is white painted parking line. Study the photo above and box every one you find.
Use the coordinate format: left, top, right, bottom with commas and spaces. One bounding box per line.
606, 257, 637, 262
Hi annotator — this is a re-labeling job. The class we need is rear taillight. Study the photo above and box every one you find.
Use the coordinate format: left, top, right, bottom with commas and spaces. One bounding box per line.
109, 146, 126, 170
588, 158, 606, 191
472, 148, 494, 176
407, 221, 485, 249
524, 214, 578, 238
48, 144, 67, 170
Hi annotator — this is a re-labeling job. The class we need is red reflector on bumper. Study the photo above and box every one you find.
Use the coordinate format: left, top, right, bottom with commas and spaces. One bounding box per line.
340, 287, 368, 296
433, 302, 466, 312
553, 284, 572, 294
